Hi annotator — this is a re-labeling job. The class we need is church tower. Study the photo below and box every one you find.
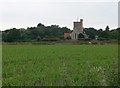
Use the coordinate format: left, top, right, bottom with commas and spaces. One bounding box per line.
71, 19, 84, 39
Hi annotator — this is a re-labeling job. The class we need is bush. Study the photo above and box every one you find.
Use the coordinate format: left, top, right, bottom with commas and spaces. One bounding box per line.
41, 38, 59, 41
78, 38, 85, 40
78, 38, 91, 41
97, 38, 107, 41
66, 37, 71, 40
84, 38, 92, 41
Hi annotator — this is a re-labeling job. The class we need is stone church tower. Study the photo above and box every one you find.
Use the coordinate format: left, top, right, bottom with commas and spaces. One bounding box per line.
71, 19, 84, 40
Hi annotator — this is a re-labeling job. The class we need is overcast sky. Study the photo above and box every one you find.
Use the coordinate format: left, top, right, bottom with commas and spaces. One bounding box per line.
0, 0, 119, 30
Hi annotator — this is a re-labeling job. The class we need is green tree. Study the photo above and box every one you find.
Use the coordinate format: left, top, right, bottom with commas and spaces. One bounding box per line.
97, 29, 103, 38
109, 29, 118, 39
3, 28, 21, 42
84, 28, 97, 39
116, 28, 120, 39
78, 33, 85, 39
104, 25, 110, 39
37, 23, 44, 27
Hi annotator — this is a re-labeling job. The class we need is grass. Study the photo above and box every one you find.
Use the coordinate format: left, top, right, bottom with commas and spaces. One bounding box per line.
2, 44, 118, 86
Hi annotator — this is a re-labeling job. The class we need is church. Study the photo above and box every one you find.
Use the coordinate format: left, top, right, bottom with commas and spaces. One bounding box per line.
64, 19, 87, 40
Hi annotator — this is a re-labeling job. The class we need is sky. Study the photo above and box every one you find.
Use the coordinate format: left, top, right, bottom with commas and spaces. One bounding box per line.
0, 0, 119, 30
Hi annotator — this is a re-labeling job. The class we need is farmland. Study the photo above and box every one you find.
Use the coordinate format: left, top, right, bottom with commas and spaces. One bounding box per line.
2, 44, 118, 86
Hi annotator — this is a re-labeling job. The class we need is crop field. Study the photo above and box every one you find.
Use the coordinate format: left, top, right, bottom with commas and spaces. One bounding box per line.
2, 44, 118, 86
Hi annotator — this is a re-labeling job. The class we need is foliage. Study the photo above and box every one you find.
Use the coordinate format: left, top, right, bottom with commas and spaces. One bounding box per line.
66, 36, 71, 40
1, 24, 120, 42
84, 27, 97, 39
2, 28, 21, 42
84, 26, 119, 40
78, 33, 85, 39
2, 24, 71, 42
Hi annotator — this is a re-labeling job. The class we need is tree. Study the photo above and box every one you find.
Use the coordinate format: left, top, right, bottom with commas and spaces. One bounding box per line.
2, 23, 119, 42
2, 28, 21, 42
97, 29, 103, 38
109, 29, 118, 39
78, 33, 85, 39
105, 25, 110, 32
2, 23, 71, 42
116, 28, 120, 39
84, 28, 97, 39
104, 25, 110, 39
37, 23, 44, 27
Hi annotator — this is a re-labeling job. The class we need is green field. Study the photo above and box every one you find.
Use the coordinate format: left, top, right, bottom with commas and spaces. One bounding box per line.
2, 44, 118, 86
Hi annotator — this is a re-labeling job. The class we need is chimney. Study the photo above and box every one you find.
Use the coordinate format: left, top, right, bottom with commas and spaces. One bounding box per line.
80, 19, 83, 27
80, 19, 83, 23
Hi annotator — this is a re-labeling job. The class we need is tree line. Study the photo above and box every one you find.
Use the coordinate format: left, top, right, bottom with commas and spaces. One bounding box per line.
2, 23, 120, 42
83, 26, 120, 40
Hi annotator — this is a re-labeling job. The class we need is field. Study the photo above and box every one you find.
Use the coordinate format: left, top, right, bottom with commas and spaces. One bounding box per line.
2, 44, 118, 86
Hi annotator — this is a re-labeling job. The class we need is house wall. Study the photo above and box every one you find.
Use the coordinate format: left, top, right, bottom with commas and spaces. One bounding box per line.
64, 33, 71, 38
